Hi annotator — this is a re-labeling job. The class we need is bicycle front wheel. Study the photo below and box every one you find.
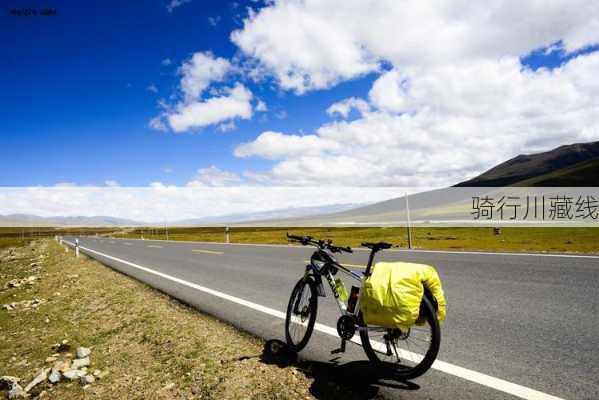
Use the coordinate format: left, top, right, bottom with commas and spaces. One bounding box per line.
285, 277, 318, 351
359, 296, 441, 380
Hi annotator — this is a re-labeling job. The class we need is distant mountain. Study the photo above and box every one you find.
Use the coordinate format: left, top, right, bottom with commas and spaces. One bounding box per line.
456, 141, 599, 187
0, 203, 365, 227
173, 203, 365, 225
0, 214, 144, 227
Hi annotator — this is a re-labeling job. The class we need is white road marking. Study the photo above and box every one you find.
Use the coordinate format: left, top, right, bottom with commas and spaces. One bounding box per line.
63, 240, 565, 400
91, 237, 599, 259
192, 249, 224, 255
147, 245, 163, 249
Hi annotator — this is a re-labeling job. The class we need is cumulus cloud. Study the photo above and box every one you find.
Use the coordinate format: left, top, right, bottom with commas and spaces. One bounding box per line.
168, 83, 253, 132
232, 0, 599, 93
226, 0, 599, 186
151, 52, 258, 133
235, 53, 599, 186
179, 52, 231, 101
327, 97, 370, 118
186, 166, 242, 186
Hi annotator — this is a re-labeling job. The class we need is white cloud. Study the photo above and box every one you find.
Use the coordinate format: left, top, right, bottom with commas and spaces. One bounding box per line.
148, 116, 168, 132
0, 186, 406, 222
326, 97, 370, 118
179, 52, 231, 101
168, 84, 253, 132
166, 0, 190, 13
187, 166, 242, 187
235, 131, 339, 160
216, 121, 237, 132
161, 167, 174, 174
161, 58, 173, 66
147, 84, 158, 93
104, 180, 120, 187
208, 16, 221, 26
232, 0, 599, 94
256, 99, 268, 112
226, 0, 599, 186
235, 52, 599, 186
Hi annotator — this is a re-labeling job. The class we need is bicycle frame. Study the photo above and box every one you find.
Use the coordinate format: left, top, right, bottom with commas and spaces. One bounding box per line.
304, 248, 375, 322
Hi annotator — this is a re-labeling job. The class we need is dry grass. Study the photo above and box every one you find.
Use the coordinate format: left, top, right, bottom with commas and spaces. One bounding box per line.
115, 226, 599, 254
0, 240, 316, 399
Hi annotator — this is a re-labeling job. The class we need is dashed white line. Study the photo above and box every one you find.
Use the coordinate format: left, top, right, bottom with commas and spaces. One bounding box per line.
192, 249, 224, 255
62, 240, 565, 400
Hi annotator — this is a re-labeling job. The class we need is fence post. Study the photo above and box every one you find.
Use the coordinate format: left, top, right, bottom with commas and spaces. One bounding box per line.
75, 239, 80, 258
225, 226, 230, 244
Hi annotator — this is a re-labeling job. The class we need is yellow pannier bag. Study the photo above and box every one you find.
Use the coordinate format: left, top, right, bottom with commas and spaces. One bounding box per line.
359, 262, 446, 329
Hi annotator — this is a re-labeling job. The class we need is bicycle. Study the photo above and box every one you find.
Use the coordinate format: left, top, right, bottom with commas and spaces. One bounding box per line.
284, 233, 441, 380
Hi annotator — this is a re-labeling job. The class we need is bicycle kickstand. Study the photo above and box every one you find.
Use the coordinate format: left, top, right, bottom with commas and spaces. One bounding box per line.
331, 339, 346, 354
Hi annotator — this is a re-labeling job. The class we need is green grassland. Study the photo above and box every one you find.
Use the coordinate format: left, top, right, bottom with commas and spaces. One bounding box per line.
114, 226, 599, 254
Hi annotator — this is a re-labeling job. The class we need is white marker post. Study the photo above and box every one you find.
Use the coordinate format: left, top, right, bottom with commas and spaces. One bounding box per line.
75, 238, 80, 258
225, 226, 230, 244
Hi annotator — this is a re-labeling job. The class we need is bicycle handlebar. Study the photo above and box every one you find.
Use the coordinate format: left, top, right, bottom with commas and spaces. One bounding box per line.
286, 233, 353, 253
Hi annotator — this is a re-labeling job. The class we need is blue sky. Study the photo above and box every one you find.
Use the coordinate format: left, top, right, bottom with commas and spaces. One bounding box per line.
2, 0, 598, 187
1, 0, 374, 186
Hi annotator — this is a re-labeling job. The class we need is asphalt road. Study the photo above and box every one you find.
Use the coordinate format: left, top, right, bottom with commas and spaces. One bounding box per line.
62, 236, 599, 400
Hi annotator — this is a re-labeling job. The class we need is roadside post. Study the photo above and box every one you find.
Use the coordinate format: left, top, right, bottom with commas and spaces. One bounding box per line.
405, 193, 413, 249
75, 238, 80, 258
225, 226, 230, 244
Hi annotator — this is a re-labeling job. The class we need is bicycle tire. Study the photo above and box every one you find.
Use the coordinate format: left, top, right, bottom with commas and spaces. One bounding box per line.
285, 277, 318, 351
359, 296, 441, 380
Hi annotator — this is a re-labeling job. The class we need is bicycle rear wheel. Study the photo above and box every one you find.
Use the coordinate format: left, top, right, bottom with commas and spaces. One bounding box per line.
285, 277, 318, 351
359, 296, 440, 380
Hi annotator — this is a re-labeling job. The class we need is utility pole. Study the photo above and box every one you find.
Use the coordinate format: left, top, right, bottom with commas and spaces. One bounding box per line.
165, 220, 169, 241
405, 193, 413, 249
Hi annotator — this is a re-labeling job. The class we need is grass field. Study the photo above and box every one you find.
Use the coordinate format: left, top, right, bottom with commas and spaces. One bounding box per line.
113, 226, 599, 254
0, 240, 320, 399
0, 227, 120, 250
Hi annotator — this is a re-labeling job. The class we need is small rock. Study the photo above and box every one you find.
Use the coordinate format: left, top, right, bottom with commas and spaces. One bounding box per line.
71, 357, 90, 369
45, 356, 57, 363
0, 376, 20, 390
92, 370, 101, 377
80, 375, 95, 385
161, 382, 175, 391
62, 369, 86, 381
76, 347, 91, 359
7, 384, 26, 399
44, 316, 50, 324
24, 368, 49, 392
2, 303, 15, 311
53, 360, 70, 372
48, 368, 61, 384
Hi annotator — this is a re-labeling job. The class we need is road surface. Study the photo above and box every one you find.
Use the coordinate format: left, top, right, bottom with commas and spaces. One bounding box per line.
62, 236, 599, 400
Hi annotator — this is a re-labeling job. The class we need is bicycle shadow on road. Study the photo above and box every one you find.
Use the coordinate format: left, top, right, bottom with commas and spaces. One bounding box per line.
260, 339, 420, 399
